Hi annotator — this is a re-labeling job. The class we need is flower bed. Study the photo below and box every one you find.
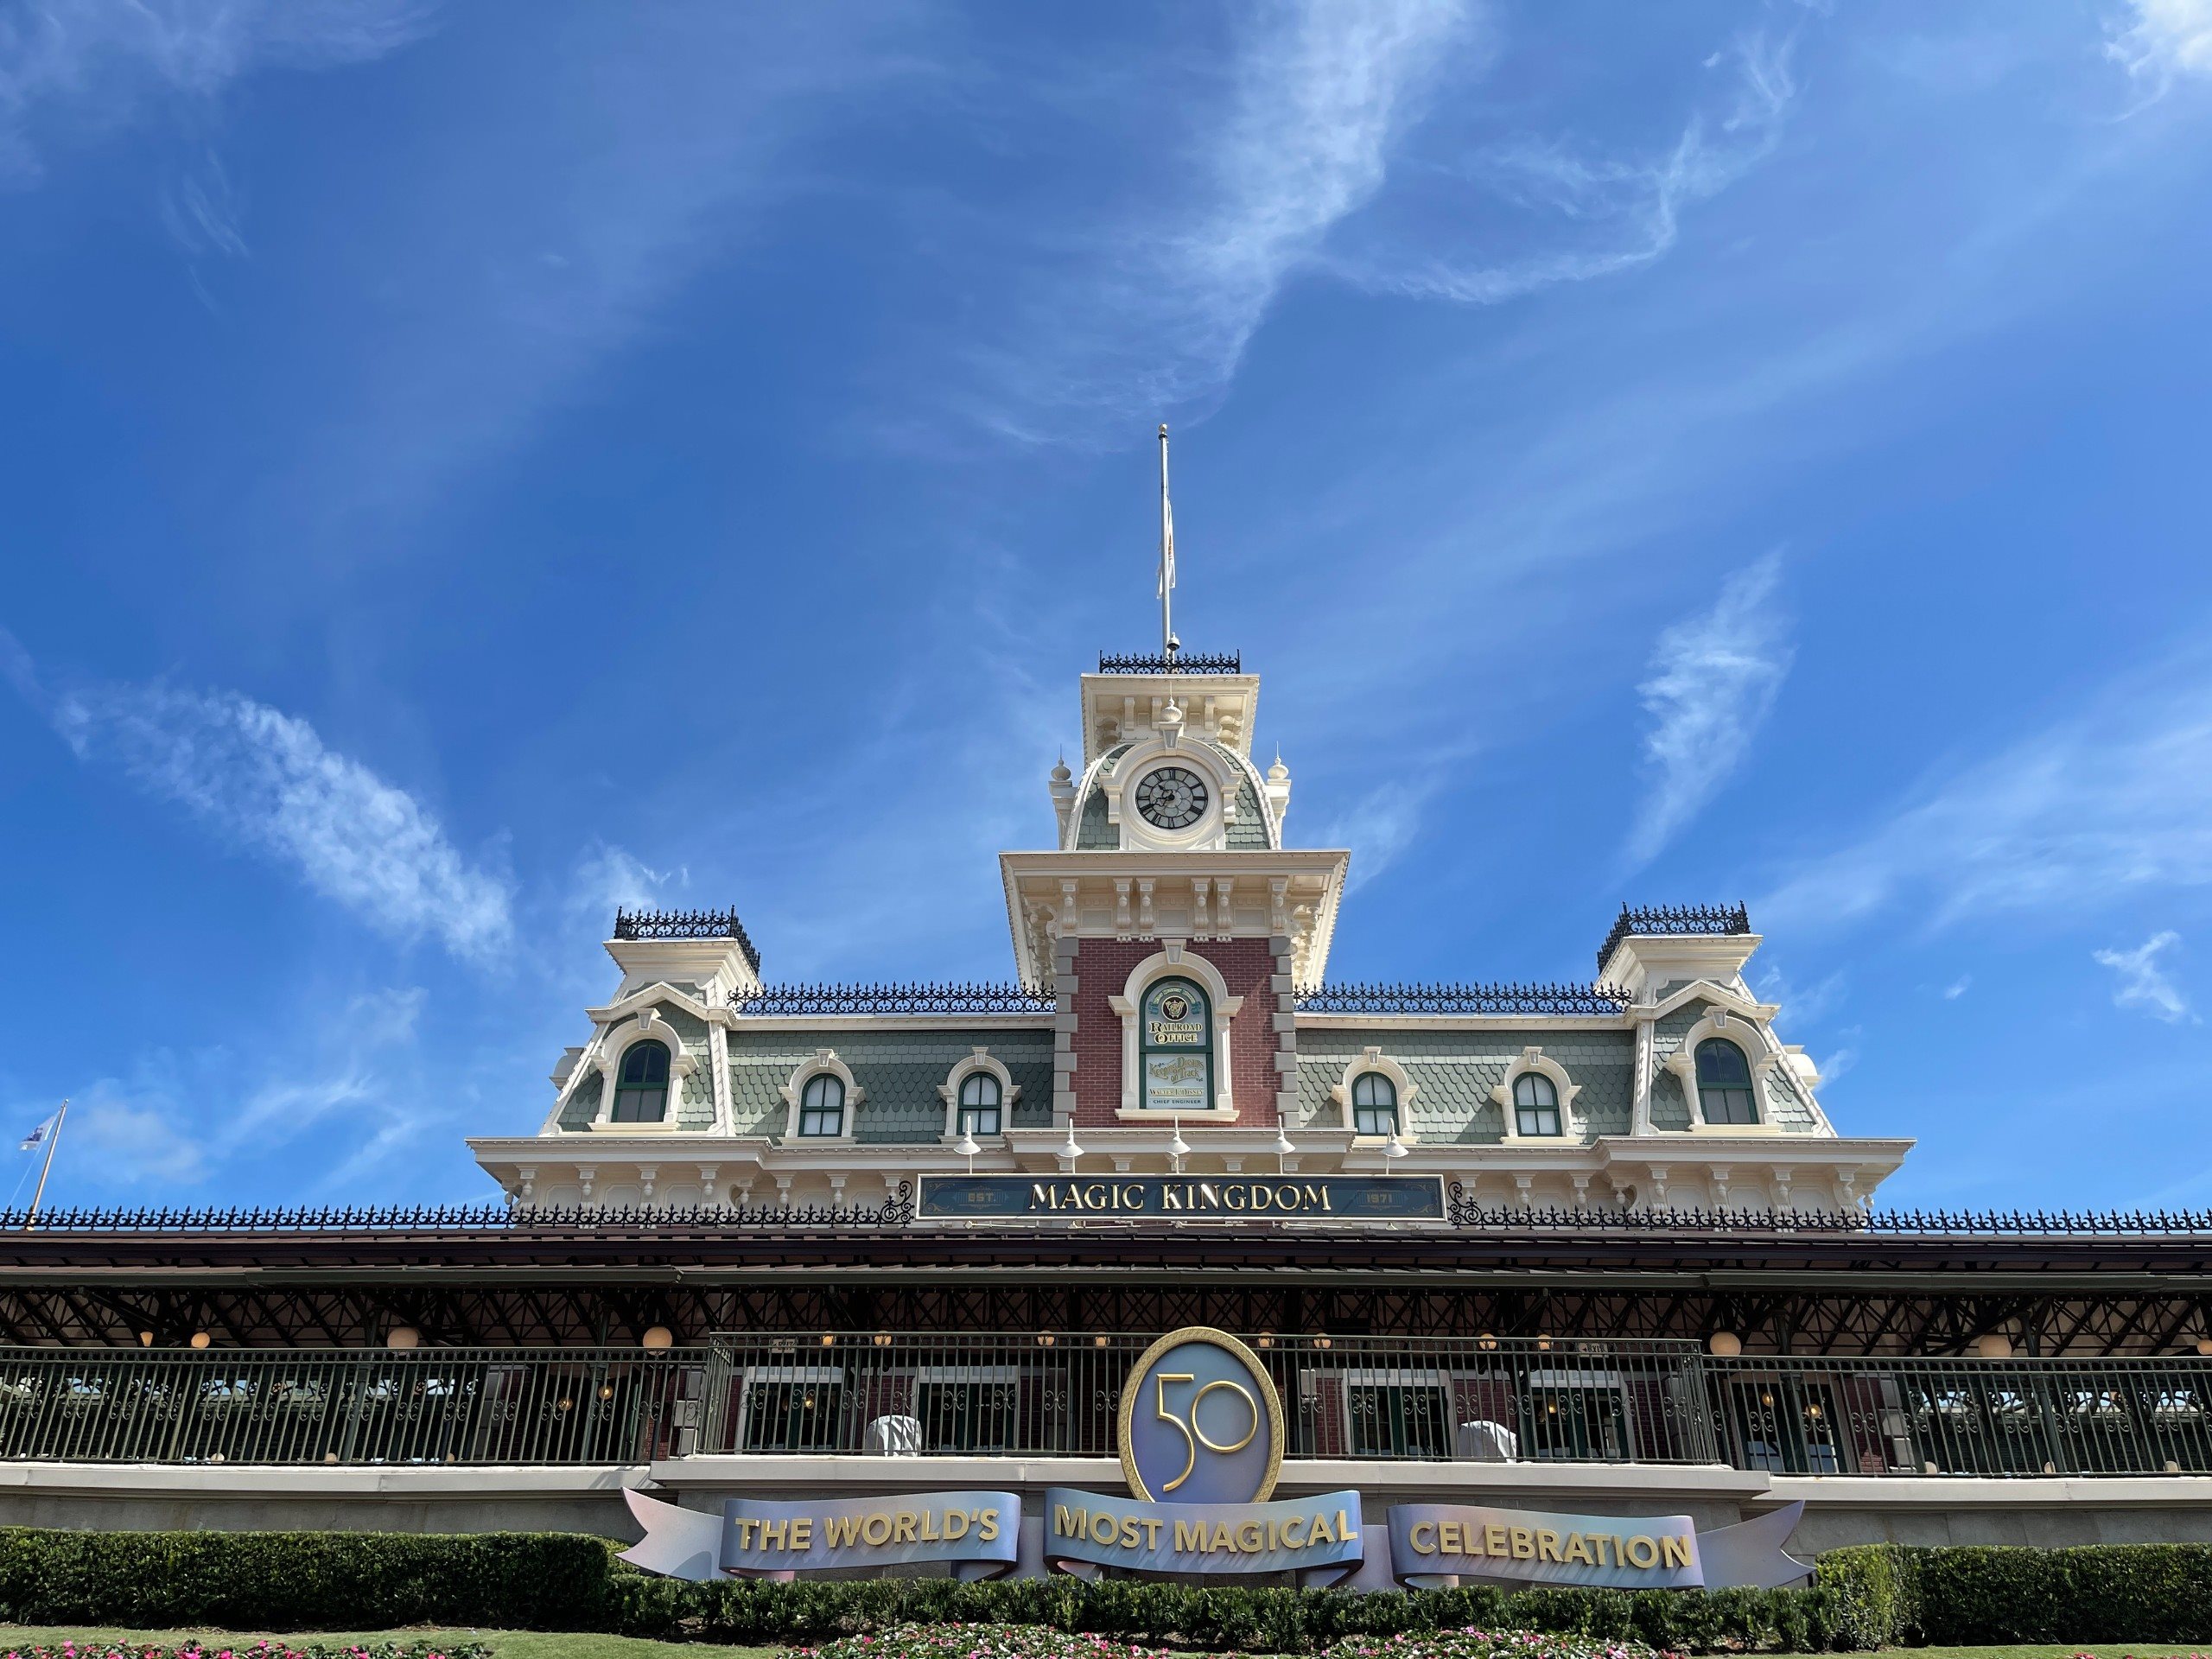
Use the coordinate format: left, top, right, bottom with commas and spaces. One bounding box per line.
789, 1624, 1675, 1659
1322, 1632, 1674, 1659
790, 1629, 1179, 1659
4, 1643, 491, 1659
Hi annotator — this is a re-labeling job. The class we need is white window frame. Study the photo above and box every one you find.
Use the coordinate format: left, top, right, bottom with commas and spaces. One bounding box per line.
1491, 1047, 1579, 1144
937, 1047, 1020, 1141
1328, 1047, 1421, 1145
779, 1050, 863, 1145
1662, 1012, 1783, 1135
1109, 944, 1243, 1122
578, 1010, 697, 1135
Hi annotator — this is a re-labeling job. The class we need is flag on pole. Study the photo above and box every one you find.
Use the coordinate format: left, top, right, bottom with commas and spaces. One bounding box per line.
18, 1113, 59, 1153
1157, 497, 1176, 599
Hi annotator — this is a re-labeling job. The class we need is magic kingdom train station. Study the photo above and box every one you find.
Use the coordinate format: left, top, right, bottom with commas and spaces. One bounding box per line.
10, 642, 2212, 1569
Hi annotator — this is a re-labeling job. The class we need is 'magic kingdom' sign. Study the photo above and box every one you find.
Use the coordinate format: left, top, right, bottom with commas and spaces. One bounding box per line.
916, 1174, 1443, 1221
621, 1325, 1805, 1590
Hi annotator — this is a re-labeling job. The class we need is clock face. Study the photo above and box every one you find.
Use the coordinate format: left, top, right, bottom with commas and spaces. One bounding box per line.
1134, 765, 1210, 830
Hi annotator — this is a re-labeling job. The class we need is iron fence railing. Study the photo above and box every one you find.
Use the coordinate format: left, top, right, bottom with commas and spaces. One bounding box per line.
1706, 1354, 2212, 1478
693, 1333, 1721, 1465
8, 1339, 2212, 1478
0, 1347, 699, 1466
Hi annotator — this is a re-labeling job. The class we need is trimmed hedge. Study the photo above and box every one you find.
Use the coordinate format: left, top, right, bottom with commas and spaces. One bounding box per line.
4, 1525, 2212, 1649
1818, 1540, 2212, 1645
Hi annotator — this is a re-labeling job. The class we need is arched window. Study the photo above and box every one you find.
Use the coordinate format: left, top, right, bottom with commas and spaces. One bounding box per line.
957, 1071, 1002, 1137
1695, 1039, 1759, 1126
611, 1041, 671, 1123
1350, 1072, 1397, 1136
1513, 1072, 1562, 1136
798, 1073, 846, 1137
1140, 977, 1212, 1113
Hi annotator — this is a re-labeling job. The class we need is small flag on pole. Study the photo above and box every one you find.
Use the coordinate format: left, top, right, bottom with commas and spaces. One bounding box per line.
1157, 496, 1175, 599
19, 1113, 59, 1153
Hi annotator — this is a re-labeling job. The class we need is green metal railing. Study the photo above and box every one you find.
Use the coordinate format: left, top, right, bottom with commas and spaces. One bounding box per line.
5, 1339, 2212, 1477
0, 1347, 699, 1465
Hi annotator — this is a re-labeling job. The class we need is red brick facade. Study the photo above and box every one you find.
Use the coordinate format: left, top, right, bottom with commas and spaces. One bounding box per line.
1068, 937, 1281, 1127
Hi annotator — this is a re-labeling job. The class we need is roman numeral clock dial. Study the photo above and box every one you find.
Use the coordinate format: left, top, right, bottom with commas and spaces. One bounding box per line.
1134, 766, 1209, 830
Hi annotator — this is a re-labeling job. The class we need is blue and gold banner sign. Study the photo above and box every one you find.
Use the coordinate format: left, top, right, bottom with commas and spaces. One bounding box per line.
918, 1175, 1443, 1222
623, 1489, 1022, 1581
1046, 1487, 1364, 1583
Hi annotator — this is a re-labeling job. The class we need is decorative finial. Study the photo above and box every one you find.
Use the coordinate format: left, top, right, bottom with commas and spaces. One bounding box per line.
1157, 424, 1177, 658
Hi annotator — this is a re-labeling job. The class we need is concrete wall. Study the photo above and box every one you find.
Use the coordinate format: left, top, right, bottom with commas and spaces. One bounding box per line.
10, 1458, 2212, 1556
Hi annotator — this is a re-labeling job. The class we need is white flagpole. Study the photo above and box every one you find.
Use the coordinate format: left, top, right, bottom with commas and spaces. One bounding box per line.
25, 1098, 67, 1230
1158, 423, 1174, 658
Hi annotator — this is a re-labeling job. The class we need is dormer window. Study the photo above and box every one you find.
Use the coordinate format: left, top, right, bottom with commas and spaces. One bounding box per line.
1695, 1039, 1759, 1126
611, 1041, 671, 1124
1513, 1072, 1562, 1137
1351, 1072, 1398, 1136
957, 1071, 1002, 1137
798, 1074, 846, 1137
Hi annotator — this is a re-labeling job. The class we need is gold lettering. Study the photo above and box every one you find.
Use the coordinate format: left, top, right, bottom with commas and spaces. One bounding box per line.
860, 1514, 890, 1548
1510, 1527, 1535, 1560
1484, 1523, 1509, 1557
1082, 1183, 1108, 1211
1338, 1508, 1359, 1542
1536, 1529, 1561, 1562
1625, 1535, 1661, 1570
1123, 1183, 1144, 1208
1141, 1517, 1164, 1548
1173, 1519, 1205, 1552
1662, 1535, 1694, 1569
1439, 1520, 1462, 1554
790, 1517, 813, 1549
1053, 1505, 1084, 1538
1594, 1535, 1615, 1567
1304, 1183, 1329, 1211
1236, 1521, 1264, 1553
1563, 1533, 1592, 1566
1249, 1185, 1271, 1211
976, 1511, 1000, 1543
1225, 1185, 1248, 1210
1310, 1510, 1335, 1546
1031, 1183, 1052, 1211
760, 1519, 788, 1551
920, 1510, 940, 1542
893, 1512, 916, 1545
1090, 1511, 1119, 1546
1120, 1516, 1142, 1548
945, 1509, 969, 1540
732, 1518, 757, 1550
1283, 1515, 1309, 1548
1210, 1522, 1236, 1553
1162, 1185, 1184, 1211
1409, 1521, 1436, 1555
1198, 1183, 1221, 1210
825, 1514, 861, 1548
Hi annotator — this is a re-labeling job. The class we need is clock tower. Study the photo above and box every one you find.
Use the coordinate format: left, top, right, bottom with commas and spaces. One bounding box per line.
1002, 650, 1350, 1137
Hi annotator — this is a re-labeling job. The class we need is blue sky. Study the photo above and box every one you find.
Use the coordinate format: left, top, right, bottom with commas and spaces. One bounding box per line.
4, 0, 2212, 1211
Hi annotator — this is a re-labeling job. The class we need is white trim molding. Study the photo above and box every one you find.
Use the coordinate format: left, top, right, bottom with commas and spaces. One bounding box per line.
1107, 942, 1245, 1122
1492, 1046, 1580, 1145
937, 1047, 1020, 1141
1662, 1010, 1783, 1136
779, 1050, 865, 1146
1327, 1046, 1421, 1146
579, 1009, 698, 1134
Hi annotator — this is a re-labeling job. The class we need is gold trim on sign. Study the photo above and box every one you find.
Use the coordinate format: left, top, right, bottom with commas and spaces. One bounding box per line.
1117, 1325, 1286, 1504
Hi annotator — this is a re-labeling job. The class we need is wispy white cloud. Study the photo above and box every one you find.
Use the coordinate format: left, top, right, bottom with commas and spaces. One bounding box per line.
0, 0, 430, 185
965, 0, 1475, 443
1943, 974, 1974, 1000
10, 652, 512, 958
1763, 650, 2212, 931
2095, 931, 2195, 1023
1624, 550, 1793, 868
571, 843, 680, 923
1345, 30, 1799, 306
2107, 0, 2212, 100
1321, 779, 1434, 893
68, 1085, 209, 1186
